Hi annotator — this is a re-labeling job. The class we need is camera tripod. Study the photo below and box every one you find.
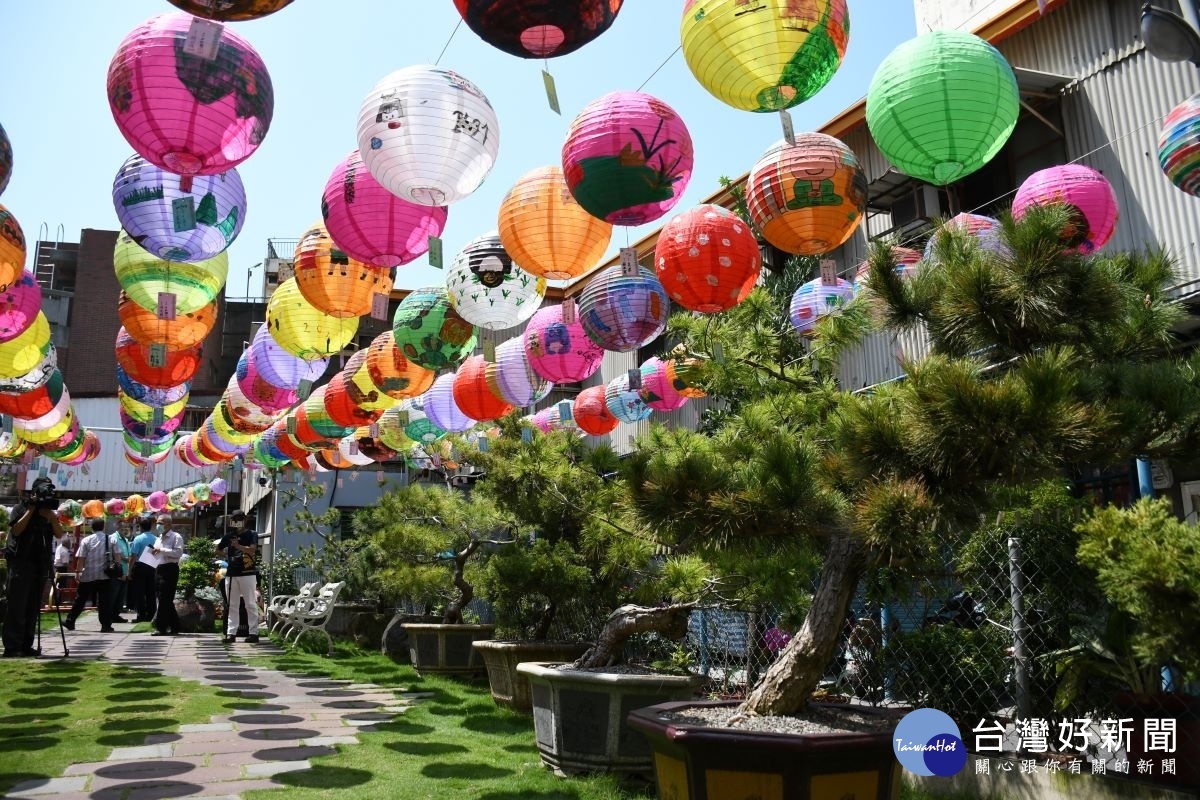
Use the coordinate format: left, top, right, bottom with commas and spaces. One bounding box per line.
37, 565, 70, 658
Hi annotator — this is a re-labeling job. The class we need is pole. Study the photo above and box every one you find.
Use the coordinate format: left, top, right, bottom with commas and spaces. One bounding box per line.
1181, 0, 1200, 37
1008, 535, 1032, 720
267, 470, 279, 609
1135, 457, 1156, 499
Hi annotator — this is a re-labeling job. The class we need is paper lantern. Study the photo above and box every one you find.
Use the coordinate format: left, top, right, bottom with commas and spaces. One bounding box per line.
105, 498, 127, 517
15, 389, 72, 433
120, 390, 189, 426
200, 417, 247, 458
453, 355, 514, 422
605, 372, 652, 424
83, 499, 106, 520
207, 408, 254, 445
145, 491, 167, 512
391, 287, 477, 370
57, 500, 84, 527
344, 349, 398, 414
116, 328, 201, 388
531, 407, 557, 434
365, 331, 436, 400
107, 13, 274, 176
655, 204, 760, 312
113, 154, 245, 261
208, 477, 227, 498
349, 427, 396, 463
172, 434, 204, 468
301, 386, 355, 440
399, 404, 444, 445
167, 487, 191, 509
573, 384, 619, 435
193, 483, 212, 502
1159, 93, 1200, 196
0, 342, 54, 394
577, 265, 669, 352
423, 373, 475, 432
789, 277, 855, 336
36, 415, 80, 452
165, 0, 295, 21
497, 165, 612, 280
1012, 165, 1119, 253
923, 214, 1007, 263
377, 405, 415, 450
867, 31, 1018, 185
69, 431, 102, 466
246, 324, 328, 390
236, 351, 296, 411
0, 271, 42, 343
453, 0, 623, 58
316, 448, 356, 471
125, 494, 147, 516
323, 371, 384, 428
523, 304, 603, 384
322, 150, 448, 267
0, 370, 62, 419
446, 232, 546, 330
356, 65, 499, 206
250, 433, 290, 470
485, 338, 552, 408
119, 292, 216, 350
294, 222, 393, 318
223, 377, 277, 432
0, 122, 10, 197
114, 231, 228, 314
117, 368, 190, 408
854, 246, 922, 292
681, 0, 848, 112
275, 421, 319, 459
19, 411, 77, 447
266, 278, 359, 359
746, 135, 866, 256
562, 91, 693, 226
121, 407, 184, 439
0, 203, 25, 289
336, 435, 376, 467
640, 357, 688, 412
0, 312, 49, 378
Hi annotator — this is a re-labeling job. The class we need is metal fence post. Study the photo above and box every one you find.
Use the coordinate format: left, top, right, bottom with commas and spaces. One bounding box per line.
1008, 534, 1032, 720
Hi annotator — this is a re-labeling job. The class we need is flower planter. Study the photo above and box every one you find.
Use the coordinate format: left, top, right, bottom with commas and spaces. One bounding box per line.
516, 661, 700, 777
473, 640, 591, 713
381, 612, 441, 661
401, 623, 494, 678
175, 597, 216, 633
626, 700, 902, 800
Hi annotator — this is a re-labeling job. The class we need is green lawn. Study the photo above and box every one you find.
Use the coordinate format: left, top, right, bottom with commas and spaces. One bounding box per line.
239, 639, 648, 800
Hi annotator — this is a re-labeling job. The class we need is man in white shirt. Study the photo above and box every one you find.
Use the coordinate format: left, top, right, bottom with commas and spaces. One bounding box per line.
150, 514, 184, 636
63, 520, 120, 633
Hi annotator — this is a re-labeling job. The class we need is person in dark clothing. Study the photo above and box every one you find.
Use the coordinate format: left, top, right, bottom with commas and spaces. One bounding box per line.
63, 518, 120, 633
151, 514, 184, 636
128, 517, 157, 622
218, 510, 259, 643
3, 477, 64, 657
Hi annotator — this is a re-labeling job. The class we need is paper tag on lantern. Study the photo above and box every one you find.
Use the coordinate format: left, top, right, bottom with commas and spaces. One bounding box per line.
397, 410, 410, 424
369, 422, 380, 438
620, 247, 640, 276
370, 292, 389, 321
713, 342, 726, 364
183, 17, 224, 60
780, 109, 797, 147
376, 468, 385, 483
337, 477, 345, 488
1, 416, 10, 434
348, 440, 359, 456
484, 340, 496, 361
297, 379, 313, 401
428, 236, 444, 269
819, 259, 838, 287
49, 462, 59, 475
157, 292, 177, 321
148, 343, 167, 368
82, 464, 90, 475
627, 368, 642, 390
521, 427, 533, 443
558, 401, 574, 423
172, 196, 197, 232
152, 407, 164, 428
477, 437, 488, 452
286, 416, 297, 435
140, 440, 152, 458
562, 296, 576, 325
542, 70, 561, 115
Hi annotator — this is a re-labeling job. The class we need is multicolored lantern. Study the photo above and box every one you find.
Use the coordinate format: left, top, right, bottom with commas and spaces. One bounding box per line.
165, 0, 295, 21
343, 349, 399, 414
125, 494, 147, 516
1159, 92, 1200, 196
1012, 165, 1119, 253
0, 122, 11, 197
294, 222, 393, 318
789, 277, 855, 336
246, 324, 328, 391
497, 165, 612, 281
562, 91, 693, 226
523, 303, 603, 384
640, 357, 688, 412
112, 154, 245, 261
605, 371, 652, 424
0, 370, 63, 419
391, 287, 477, 370
423, 373, 475, 433
0, 343, 56, 394
0, 203, 26, 289
681, 0, 849, 112
446, 232, 546, 330
746, 135, 866, 255
377, 404, 417, 450
655, 204, 760, 312
114, 231, 228, 314
0, 312, 50, 378
117, 366, 190, 407
867, 31, 1018, 185
236, 350, 295, 411
854, 246, 922, 292
486, 338, 552, 407
107, 13, 274, 176
322, 150, 448, 268
398, 400, 445, 445
356, 65, 499, 206
266, 278, 359, 359
453, 0, 623, 58
365, 331, 436, 400
119, 292, 216, 350
453, 355, 514, 422
577, 265, 669, 352
323, 371, 384, 428
116, 328, 201, 388
0, 271, 44, 343
574, 384, 619, 435
923, 214, 1006, 263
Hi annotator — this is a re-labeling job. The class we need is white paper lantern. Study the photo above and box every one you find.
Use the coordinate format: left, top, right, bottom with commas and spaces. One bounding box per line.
446, 231, 546, 330
356, 65, 500, 206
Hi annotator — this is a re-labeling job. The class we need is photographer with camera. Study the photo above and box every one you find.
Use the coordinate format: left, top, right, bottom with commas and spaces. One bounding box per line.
63, 518, 122, 633
218, 511, 259, 644
3, 477, 65, 657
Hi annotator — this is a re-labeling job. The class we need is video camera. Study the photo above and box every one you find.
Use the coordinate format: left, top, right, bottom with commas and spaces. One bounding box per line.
23, 478, 59, 511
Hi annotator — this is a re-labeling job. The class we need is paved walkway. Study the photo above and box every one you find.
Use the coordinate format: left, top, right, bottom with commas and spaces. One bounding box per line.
8, 614, 423, 800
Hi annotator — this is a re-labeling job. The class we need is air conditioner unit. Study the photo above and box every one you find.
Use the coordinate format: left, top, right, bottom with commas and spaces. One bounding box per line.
890, 185, 946, 229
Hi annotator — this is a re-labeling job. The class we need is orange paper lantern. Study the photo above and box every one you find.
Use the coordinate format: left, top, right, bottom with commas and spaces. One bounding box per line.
452, 355, 514, 422
0, 203, 25, 289
118, 292, 217, 350
294, 223, 394, 318
365, 331, 436, 400
323, 370, 385, 428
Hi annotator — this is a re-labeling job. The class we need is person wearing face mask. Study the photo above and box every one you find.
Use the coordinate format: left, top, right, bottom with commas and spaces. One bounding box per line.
150, 514, 183, 636
128, 517, 157, 623
218, 510, 259, 644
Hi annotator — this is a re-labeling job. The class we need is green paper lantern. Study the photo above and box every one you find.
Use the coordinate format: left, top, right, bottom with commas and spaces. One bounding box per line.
391, 287, 477, 371
866, 30, 1018, 186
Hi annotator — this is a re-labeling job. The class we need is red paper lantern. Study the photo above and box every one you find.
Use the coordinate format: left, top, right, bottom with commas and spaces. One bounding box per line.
573, 383, 619, 436
323, 371, 385, 428
654, 204, 761, 313
452, 355, 513, 422
115, 327, 201, 388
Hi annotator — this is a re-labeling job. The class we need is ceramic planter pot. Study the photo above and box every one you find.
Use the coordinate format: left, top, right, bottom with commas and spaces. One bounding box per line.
473, 640, 591, 713
401, 622, 494, 678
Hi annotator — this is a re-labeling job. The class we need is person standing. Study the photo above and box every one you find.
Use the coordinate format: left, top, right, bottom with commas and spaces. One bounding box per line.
107, 524, 132, 624
219, 511, 259, 644
50, 530, 73, 608
151, 514, 183, 636
3, 477, 64, 657
128, 517, 157, 622
64, 519, 119, 633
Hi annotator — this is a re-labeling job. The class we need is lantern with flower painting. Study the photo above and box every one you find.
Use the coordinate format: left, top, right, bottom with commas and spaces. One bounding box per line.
294, 222, 394, 318
655, 204, 760, 312
498, 165, 612, 280
365, 331, 436, 400
604, 371, 651, 424
446, 232, 546, 330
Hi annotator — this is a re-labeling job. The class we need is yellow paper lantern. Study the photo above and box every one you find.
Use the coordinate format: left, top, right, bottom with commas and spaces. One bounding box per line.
497, 165, 612, 280
266, 277, 359, 359
114, 230, 229, 314
294, 222, 394, 318
119, 389, 188, 424
0, 312, 50, 378
345, 349, 399, 413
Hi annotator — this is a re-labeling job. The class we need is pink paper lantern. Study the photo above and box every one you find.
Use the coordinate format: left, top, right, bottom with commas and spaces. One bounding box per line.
0, 271, 43, 343
147, 490, 169, 512
106, 13, 274, 176
422, 373, 475, 433
486, 338, 552, 407
531, 407, 559, 433
854, 246, 922, 292
562, 91, 693, 226
523, 303, 604, 384
236, 350, 296, 412
640, 357, 687, 412
246, 324, 328, 390
322, 150, 448, 267
1012, 164, 1118, 253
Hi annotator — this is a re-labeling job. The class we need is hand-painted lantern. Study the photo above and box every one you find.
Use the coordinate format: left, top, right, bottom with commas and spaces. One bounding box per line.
119, 292, 217, 350
165, 0, 295, 21
377, 404, 417, 450
867, 31, 1018, 185
116, 328, 201, 388
640, 356, 688, 412
523, 303, 603, 384
497, 165, 612, 281
365, 331, 436, 400
236, 350, 295, 412
854, 246, 922, 292
391, 287, 477, 370
746, 135, 866, 255
83, 499, 106, 520
342, 349, 398, 415
486, 338, 552, 407
294, 222, 393, 318
208, 477, 227, 498
323, 371, 385, 428
114, 231, 228, 314
0, 341, 55, 394
0, 122, 11, 197
445, 232, 546, 330
562, 91, 693, 226
1012, 165, 1119, 253
655, 204, 760, 312
107, 13, 274, 176
0, 370, 63, 419
681, 0, 849, 112
398, 399, 445, 445
0, 203, 26, 289
573, 384, 619, 435
789, 277, 855, 336
453, 0, 623, 58
577, 265, 669, 352
106, 498, 127, 517
923, 214, 1007, 263
0, 312, 50, 378
453, 355, 514, 422
356, 65, 499, 206
423, 373, 475, 433
246, 324, 328, 391
113, 154, 245, 261
605, 371, 652, 424
266, 278, 359, 359
0, 271, 44, 343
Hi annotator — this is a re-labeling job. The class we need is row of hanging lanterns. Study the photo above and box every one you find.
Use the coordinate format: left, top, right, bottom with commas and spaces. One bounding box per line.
56, 477, 227, 527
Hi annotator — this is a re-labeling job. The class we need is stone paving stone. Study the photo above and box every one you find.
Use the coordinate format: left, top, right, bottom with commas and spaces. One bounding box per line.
186, 779, 286, 796
108, 743, 175, 760
302, 735, 358, 746
174, 738, 268, 757
5, 775, 89, 795
243, 760, 310, 777
179, 722, 235, 733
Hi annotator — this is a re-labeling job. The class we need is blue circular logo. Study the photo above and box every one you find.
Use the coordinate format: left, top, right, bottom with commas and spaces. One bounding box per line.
892, 708, 967, 777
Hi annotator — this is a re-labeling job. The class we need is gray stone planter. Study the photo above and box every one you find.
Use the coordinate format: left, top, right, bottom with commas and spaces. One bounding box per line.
401, 623, 495, 678
381, 613, 441, 662
327, 602, 376, 637
473, 640, 591, 713
516, 661, 700, 777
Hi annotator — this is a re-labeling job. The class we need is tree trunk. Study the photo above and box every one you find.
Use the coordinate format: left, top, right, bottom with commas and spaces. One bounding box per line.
532, 601, 556, 641
443, 539, 480, 624
573, 602, 696, 668
737, 532, 865, 717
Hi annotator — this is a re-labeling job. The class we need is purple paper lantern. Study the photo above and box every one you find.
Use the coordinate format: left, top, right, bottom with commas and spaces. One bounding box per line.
1012, 165, 1118, 253
577, 265, 670, 352
247, 324, 328, 390
0, 271, 43, 343
640, 357, 687, 412
924, 213, 1007, 262
562, 91, 693, 226
523, 303, 604, 384
236, 350, 296, 412
789, 277, 855, 336
106, 13, 274, 176
605, 371, 652, 424
485, 338, 552, 407
322, 150, 448, 268
208, 477, 228, 498
422, 373, 474, 433
113, 154, 246, 261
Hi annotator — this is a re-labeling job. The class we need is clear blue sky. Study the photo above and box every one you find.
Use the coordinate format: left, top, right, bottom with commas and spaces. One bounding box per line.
0, 1, 916, 296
